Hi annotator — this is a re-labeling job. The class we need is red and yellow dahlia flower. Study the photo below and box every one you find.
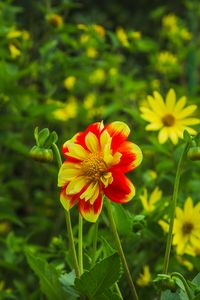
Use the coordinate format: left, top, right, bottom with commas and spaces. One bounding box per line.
58, 121, 142, 222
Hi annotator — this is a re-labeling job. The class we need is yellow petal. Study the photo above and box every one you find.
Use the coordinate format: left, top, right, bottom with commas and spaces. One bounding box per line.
174, 96, 186, 113
158, 127, 169, 144
66, 142, 89, 160
145, 123, 163, 131
177, 105, 197, 119
80, 181, 99, 203
168, 128, 179, 144
66, 176, 88, 195
166, 89, 176, 112
58, 163, 82, 187
179, 118, 200, 125
85, 131, 99, 152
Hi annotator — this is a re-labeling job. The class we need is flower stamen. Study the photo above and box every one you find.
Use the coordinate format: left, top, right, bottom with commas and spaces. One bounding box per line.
182, 222, 194, 235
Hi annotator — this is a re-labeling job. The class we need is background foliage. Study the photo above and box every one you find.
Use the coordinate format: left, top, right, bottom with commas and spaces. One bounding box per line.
0, 0, 200, 299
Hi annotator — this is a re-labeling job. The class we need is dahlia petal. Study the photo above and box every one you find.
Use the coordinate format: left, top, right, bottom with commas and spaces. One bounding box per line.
66, 142, 89, 160
58, 162, 82, 187
100, 130, 112, 152
78, 193, 103, 222
80, 181, 99, 203
103, 172, 135, 203
60, 186, 78, 211
113, 141, 142, 172
66, 176, 88, 195
177, 105, 197, 119
158, 127, 169, 144
105, 121, 130, 150
85, 131, 99, 152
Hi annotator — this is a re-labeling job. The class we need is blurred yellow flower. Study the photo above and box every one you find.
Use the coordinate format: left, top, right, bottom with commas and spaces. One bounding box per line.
92, 24, 105, 38
7, 29, 22, 39
83, 93, 96, 109
77, 24, 88, 31
158, 219, 169, 233
140, 89, 200, 144
116, 27, 129, 47
86, 47, 98, 58
140, 187, 162, 212
173, 197, 200, 255
63, 76, 76, 90
89, 68, 106, 84
180, 29, 192, 41
9, 44, 21, 59
151, 79, 160, 90
80, 33, 90, 44
109, 67, 118, 77
137, 265, 151, 287
162, 13, 178, 32
53, 96, 78, 121
130, 31, 141, 40
157, 51, 178, 74
177, 256, 193, 271
158, 51, 177, 64
47, 14, 63, 28
0, 222, 10, 235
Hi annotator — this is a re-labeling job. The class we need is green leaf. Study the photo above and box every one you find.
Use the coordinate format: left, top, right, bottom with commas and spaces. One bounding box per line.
95, 288, 121, 300
38, 128, 50, 147
59, 272, 79, 300
25, 249, 66, 300
75, 253, 121, 299
112, 203, 133, 236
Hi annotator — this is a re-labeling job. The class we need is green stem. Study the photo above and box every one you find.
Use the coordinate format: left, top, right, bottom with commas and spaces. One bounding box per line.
162, 143, 190, 274
78, 214, 83, 275
171, 272, 192, 300
52, 143, 62, 168
91, 219, 99, 268
65, 211, 80, 277
106, 200, 139, 300
115, 282, 123, 299
52, 143, 80, 277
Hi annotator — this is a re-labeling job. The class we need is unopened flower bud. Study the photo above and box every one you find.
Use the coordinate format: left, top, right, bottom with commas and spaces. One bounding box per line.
30, 146, 53, 163
187, 147, 200, 161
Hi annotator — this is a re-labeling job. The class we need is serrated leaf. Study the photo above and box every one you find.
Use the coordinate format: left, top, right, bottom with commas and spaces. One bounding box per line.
75, 253, 121, 299
25, 249, 66, 300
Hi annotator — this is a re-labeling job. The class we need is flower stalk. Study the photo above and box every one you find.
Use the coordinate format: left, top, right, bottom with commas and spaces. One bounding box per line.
171, 272, 192, 300
78, 214, 83, 275
106, 199, 139, 300
52, 142, 80, 277
162, 142, 190, 274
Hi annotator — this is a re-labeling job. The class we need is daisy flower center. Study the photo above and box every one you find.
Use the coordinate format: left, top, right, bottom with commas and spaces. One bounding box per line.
82, 152, 107, 181
162, 114, 175, 127
182, 222, 194, 235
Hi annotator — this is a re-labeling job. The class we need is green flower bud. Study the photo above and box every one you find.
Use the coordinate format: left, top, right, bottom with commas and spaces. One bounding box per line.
153, 274, 177, 292
187, 147, 200, 161
30, 146, 53, 163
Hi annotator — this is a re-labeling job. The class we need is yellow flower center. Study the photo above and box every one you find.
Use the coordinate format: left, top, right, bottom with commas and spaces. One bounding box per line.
182, 222, 194, 235
82, 152, 113, 187
162, 114, 175, 127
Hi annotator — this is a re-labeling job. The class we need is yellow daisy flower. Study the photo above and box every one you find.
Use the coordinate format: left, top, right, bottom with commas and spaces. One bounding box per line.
173, 197, 200, 255
140, 187, 162, 212
140, 89, 200, 144
136, 265, 151, 287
